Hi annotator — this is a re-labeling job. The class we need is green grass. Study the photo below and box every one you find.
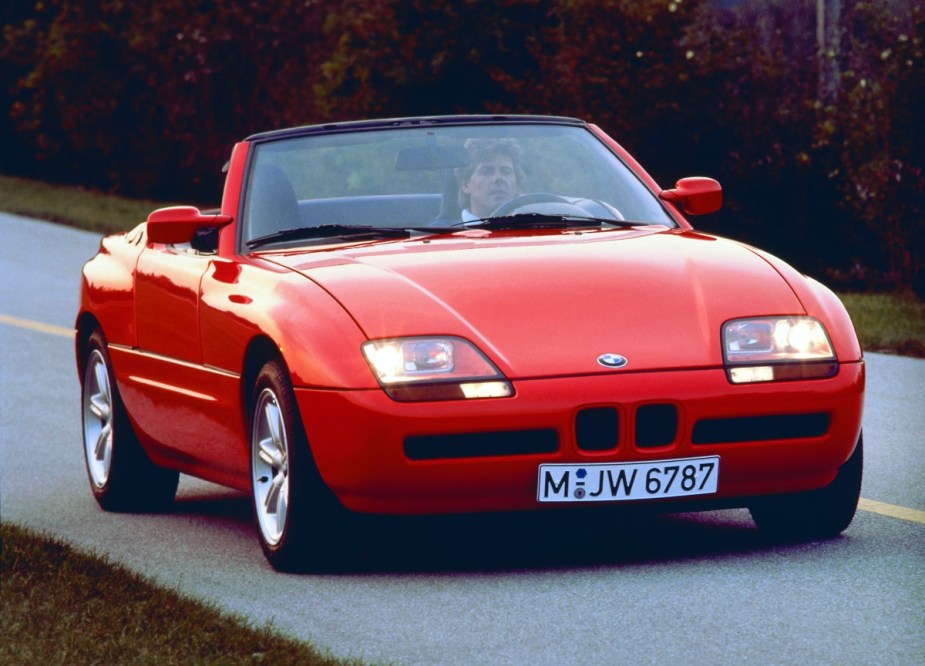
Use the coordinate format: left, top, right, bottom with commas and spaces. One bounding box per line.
0, 522, 354, 665
2, 172, 923, 357
840, 292, 925, 358
0, 174, 173, 233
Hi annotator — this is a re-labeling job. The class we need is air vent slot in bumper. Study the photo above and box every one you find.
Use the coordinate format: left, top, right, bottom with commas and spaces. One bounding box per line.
692, 413, 831, 445
405, 429, 559, 460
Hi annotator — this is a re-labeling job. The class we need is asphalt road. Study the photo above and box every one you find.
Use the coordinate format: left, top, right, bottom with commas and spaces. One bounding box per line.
2, 213, 923, 665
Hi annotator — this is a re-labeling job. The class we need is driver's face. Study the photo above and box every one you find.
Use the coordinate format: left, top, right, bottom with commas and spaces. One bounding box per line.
463, 156, 520, 217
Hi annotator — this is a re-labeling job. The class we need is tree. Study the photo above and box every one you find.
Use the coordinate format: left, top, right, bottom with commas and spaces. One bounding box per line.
2, 0, 335, 200
2, 0, 921, 293
822, 1, 924, 294
314, 0, 549, 120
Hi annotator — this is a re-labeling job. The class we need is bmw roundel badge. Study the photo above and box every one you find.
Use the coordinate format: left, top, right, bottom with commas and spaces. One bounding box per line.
597, 353, 628, 369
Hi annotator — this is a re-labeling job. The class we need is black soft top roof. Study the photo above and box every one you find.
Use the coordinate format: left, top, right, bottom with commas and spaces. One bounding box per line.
245, 114, 587, 143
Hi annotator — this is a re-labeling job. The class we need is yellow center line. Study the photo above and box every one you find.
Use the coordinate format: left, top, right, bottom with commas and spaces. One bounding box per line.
857, 498, 925, 525
0, 313, 75, 338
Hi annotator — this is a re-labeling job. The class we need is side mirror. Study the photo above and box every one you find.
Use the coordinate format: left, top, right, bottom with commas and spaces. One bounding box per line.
146, 206, 232, 244
658, 177, 722, 215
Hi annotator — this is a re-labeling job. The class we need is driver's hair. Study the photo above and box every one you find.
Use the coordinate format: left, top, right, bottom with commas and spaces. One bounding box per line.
456, 138, 526, 210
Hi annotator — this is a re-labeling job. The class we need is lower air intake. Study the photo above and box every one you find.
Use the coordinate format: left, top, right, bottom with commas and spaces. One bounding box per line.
405, 429, 559, 460
692, 413, 831, 444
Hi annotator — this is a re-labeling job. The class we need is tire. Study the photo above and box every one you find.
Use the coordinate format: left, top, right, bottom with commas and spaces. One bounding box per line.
81, 329, 179, 511
249, 358, 344, 572
749, 432, 863, 541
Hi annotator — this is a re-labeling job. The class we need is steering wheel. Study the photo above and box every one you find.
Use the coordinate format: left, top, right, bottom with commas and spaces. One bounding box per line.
489, 193, 570, 217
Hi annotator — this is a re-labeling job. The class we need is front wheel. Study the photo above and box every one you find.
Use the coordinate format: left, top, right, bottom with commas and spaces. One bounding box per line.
81, 329, 179, 511
749, 432, 863, 540
249, 359, 344, 571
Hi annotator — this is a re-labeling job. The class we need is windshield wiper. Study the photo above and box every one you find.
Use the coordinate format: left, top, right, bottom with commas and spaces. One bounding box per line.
245, 216, 647, 248
247, 224, 418, 249
453, 213, 650, 230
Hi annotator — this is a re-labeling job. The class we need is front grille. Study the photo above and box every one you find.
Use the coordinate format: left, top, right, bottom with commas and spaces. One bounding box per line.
635, 403, 679, 447
692, 413, 831, 445
404, 429, 559, 461
576, 407, 620, 451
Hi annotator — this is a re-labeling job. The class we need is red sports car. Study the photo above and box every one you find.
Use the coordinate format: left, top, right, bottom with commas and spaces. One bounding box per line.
77, 115, 864, 570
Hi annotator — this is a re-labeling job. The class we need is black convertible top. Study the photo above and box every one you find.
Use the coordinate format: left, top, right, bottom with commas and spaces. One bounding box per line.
245, 114, 587, 143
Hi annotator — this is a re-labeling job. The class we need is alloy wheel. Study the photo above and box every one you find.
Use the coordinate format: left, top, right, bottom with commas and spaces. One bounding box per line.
252, 388, 290, 546
83, 349, 113, 488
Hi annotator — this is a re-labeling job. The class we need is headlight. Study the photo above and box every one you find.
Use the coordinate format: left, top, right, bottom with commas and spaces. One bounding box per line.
722, 317, 837, 384
362, 336, 513, 401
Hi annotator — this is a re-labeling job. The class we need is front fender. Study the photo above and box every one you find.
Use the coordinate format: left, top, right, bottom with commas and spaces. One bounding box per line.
200, 257, 376, 389
749, 247, 863, 363
76, 227, 145, 364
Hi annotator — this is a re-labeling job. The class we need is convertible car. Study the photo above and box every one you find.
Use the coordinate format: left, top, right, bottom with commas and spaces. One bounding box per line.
77, 115, 865, 570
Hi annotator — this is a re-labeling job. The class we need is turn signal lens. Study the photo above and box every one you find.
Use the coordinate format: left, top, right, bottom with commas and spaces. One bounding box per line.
460, 381, 514, 399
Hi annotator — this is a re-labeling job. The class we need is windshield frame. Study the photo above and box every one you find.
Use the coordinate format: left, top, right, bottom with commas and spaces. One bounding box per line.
236, 115, 677, 253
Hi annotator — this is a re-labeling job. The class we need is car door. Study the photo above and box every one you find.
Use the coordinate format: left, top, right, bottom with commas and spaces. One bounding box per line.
125, 241, 232, 467
135, 242, 206, 363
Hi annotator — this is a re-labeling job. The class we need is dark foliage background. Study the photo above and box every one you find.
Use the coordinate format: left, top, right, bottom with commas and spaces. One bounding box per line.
2, 0, 922, 294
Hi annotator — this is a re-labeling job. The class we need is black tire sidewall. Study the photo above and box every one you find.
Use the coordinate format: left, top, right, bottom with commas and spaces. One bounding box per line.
750, 432, 863, 540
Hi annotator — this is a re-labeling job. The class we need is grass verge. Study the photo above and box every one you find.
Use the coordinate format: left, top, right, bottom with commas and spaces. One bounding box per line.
839, 292, 925, 358
0, 522, 353, 665
2, 172, 923, 357
0, 174, 173, 233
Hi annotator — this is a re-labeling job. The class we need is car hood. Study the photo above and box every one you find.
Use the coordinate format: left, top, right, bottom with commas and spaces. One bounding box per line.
263, 229, 805, 378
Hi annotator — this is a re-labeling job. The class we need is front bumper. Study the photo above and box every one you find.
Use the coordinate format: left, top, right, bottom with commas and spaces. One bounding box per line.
296, 362, 864, 514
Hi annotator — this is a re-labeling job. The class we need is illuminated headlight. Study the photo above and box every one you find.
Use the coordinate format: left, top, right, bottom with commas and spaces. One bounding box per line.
362, 337, 513, 401
722, 317, 837, 384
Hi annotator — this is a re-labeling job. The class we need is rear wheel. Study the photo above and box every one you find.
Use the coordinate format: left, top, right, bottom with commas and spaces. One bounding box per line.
749, 432, 863, 540
81, 329, 179, 511
250, 359, 343, 571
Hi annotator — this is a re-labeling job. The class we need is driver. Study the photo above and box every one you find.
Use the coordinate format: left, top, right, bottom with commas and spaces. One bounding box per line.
456, 138, 525, 221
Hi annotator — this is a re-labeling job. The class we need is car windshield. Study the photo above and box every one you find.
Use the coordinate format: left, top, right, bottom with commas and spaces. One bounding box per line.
241, 121, 677, 247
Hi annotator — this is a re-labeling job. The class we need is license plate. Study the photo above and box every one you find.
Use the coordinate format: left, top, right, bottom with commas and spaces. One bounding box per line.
537, 456, 720, 503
